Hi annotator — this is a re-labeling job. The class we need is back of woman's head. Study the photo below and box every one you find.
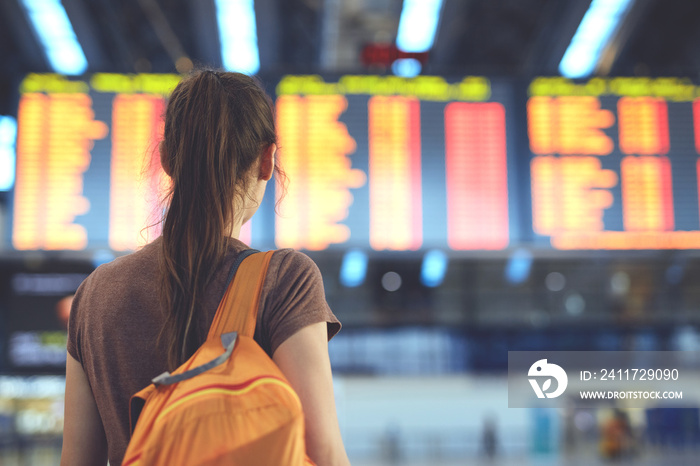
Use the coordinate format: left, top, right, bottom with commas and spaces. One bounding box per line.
159, 69, 277, 369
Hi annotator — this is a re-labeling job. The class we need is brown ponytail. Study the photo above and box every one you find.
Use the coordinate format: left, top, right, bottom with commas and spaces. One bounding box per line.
158, 69, 278, 369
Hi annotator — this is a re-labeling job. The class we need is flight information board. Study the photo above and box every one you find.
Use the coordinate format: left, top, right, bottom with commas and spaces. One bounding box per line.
11, 73, 179, 252
528, 77, 700, 249
9, 73, 700, 253
8, 73, 518, 252
0, 266, 91, 372
273, 75, 517, 251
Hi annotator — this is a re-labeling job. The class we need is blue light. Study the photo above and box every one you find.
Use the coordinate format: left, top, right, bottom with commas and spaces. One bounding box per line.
559, 0, 634, 78
215, 0, 260, 74
92, 249, 116, 268
340, 250, 368, 288
392, 58, 422, 78
396, 0, 443, 53
21, 0, 88, 75
0, 116, 17, 192
421, 249, 448, 287
505, 248, 533, 285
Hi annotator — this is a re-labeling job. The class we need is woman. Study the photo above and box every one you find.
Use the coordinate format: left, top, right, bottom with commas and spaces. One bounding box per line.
61, 70, 350, 466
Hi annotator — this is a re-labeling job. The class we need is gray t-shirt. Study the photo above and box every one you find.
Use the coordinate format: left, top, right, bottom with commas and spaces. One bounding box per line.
67, 236, 340, 466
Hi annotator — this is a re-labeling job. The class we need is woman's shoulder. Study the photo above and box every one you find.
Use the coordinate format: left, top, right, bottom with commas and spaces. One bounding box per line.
79, 239, 161, 295
269, 248, 319, 269
68, 239, 163, 362
260, 248, 338, 356
268, 248, 323, 281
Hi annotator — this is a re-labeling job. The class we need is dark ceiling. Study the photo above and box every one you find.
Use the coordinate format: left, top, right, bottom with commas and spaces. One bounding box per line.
1, 0, 700, 114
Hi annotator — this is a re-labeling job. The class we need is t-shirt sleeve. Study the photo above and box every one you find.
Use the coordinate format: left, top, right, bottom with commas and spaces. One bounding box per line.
259, 250, 341, 356
66, 273, 92, 365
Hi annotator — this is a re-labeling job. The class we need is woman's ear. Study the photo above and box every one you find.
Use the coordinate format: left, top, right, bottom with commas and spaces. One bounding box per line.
259, 144, 276, 181
159, 141, 172, 177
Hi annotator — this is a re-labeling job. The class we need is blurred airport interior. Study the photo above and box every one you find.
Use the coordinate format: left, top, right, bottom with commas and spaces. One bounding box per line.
3, 0, 700, 464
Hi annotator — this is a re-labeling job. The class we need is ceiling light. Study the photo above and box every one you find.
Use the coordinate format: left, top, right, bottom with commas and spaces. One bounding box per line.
559, 0, 635, 78
396, 0, 444, 53
20, 0, 88, 75
215, 0, 260, 74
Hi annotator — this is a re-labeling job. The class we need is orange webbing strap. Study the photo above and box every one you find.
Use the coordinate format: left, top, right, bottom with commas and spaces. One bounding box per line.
207, 250, 274, 339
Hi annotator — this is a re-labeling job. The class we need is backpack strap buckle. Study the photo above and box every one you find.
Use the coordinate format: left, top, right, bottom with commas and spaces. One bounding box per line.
151, 332, 239, 386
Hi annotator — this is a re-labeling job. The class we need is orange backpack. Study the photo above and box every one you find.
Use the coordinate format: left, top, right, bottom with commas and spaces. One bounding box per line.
122, 250, 314, 465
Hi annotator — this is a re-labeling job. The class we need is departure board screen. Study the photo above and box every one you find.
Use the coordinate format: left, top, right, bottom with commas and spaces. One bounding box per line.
274, 75, 517, 251
13, 73, 700, 253
11, 73, 179, 252
528, 77, 700, 249
0, 261, 93, 372
8, 73, 518, 252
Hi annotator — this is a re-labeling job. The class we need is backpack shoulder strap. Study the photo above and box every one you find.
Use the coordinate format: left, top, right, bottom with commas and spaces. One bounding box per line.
207, 249, 274, 339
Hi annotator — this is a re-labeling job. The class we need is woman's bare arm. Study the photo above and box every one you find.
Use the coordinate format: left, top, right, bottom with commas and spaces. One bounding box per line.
273, 322, 350, 466
61, 353, 108, 466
